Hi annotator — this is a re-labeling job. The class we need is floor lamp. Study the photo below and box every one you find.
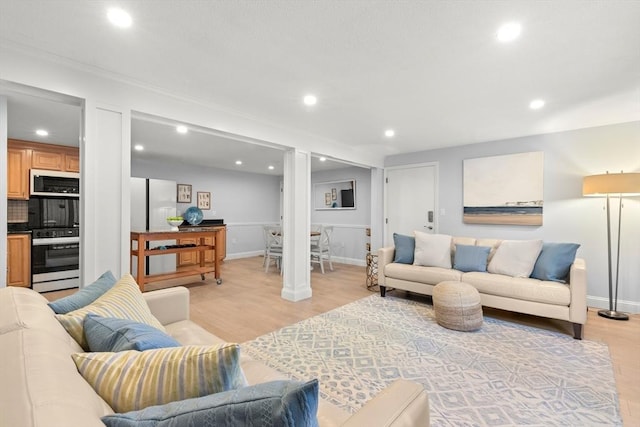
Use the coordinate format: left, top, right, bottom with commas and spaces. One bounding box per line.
583, 171, 640, 320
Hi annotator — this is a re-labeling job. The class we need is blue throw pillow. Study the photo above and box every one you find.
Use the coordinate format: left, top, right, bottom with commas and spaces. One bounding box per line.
453, 244, 491, 273
48, 270, 117, 314
531, 242, 580, 283
101, 379, 319, 427
83, 314, 180, 352
393, 233, 415, 264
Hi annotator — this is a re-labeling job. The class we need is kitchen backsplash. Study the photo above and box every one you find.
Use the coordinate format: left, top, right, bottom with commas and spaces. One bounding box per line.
7, 200, 28, 223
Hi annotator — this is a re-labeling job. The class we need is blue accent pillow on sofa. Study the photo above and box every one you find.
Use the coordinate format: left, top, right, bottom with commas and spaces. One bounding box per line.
48, 270, 117, 314
531, 242, 580, 282
453, 244, 491, 272
101, 379, 319, 427
393, 233, 415, 264
83, 314, 180, 352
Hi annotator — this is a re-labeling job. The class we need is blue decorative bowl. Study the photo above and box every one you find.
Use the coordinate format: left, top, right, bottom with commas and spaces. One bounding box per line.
183, 206, 203, 226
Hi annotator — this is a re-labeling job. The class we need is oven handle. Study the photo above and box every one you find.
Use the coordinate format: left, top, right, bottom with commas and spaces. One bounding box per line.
32, 237, 80, 246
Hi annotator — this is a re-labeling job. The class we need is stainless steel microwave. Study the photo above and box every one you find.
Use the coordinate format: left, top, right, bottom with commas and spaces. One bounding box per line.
30, 169, 80, 197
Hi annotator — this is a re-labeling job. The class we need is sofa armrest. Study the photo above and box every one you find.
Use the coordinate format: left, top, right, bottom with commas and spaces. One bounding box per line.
568, 258, 587, 325
341, 379, 429, 427
143, 286, 190, 326
378, 247, 396, 286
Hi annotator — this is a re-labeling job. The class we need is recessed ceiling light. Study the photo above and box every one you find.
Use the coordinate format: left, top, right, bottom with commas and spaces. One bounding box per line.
496, 22, 522, 43
303, 95, 317, 106
235, 160, 242, 165
35, 129, 48, 137
107, 8, 132, 28
529, 99, 545, 110
176, 125, 188, 134
319, 157, 326, 162
134, 144, 144, 151
384, 129, 395, 138
268, 165, 275, 170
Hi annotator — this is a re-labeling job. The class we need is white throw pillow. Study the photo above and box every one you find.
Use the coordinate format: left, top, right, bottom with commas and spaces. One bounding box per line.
487, 239, 543, 278
413, 232, 452, 268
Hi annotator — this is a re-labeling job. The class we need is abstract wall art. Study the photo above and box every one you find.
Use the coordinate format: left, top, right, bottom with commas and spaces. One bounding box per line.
463, 151, 544, 226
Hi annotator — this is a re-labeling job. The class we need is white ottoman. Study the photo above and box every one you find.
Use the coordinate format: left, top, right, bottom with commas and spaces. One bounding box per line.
433, 281, 483, 332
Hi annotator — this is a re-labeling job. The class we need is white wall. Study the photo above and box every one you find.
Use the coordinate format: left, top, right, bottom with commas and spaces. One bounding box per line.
311, 166, 371, 265
132, 158, 281, 258
385, 121, 640, 313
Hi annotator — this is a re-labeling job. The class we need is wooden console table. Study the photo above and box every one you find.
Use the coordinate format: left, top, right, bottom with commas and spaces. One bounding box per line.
130, 228, 222, 292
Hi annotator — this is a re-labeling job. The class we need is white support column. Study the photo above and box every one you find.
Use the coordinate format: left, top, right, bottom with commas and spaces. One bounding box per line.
281, 148, 312, 301
370, 167, 385, 251
81, 100, 131, 285
0, 96, 7, 288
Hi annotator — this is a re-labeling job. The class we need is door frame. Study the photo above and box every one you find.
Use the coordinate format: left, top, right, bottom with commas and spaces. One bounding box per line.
383, 161, 439, 247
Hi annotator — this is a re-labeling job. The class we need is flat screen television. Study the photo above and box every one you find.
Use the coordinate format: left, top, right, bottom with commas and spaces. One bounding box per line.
341, 189, 354, 208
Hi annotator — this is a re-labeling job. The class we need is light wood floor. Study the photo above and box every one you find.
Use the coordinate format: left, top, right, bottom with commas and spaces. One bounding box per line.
45, 256, 640, 426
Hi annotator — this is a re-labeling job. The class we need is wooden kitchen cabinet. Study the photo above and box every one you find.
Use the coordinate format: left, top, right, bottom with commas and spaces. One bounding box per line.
8, 139, 79, 173
32, 147, 79, 172
64, 153, 80, 172
7, 147, 30, 200
7, 234, 31, 287
177, 226, 226, 267
31, 149, 64, 171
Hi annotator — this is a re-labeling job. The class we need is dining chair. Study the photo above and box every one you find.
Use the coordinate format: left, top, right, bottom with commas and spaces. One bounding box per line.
264, 225, 283, 274
310, 225, 333, 274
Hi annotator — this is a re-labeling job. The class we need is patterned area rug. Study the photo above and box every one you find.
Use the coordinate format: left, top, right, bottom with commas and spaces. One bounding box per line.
242, 294, 621, 426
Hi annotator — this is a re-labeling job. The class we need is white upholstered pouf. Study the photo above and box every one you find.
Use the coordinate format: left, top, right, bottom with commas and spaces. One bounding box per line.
433, 281, 483, 332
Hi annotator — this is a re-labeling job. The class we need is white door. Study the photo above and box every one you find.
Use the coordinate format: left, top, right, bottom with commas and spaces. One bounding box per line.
385, 164, 437, 245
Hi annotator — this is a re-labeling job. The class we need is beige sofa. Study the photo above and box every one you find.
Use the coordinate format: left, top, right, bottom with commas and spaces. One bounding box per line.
0, 286, 430, 427
378, 237, 587, 339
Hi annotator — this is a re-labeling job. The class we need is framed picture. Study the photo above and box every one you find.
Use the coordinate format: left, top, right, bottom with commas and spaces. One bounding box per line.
463, 151, 544, 226
197, 191, 211, 210
331, 188, 337, 200
325, 192, 332, 206
177, 184, 192, 203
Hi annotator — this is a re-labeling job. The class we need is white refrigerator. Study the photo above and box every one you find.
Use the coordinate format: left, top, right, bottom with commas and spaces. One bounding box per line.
130, 177, 177, 276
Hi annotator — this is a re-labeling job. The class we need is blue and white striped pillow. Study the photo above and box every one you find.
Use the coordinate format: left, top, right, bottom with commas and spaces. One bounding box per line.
72, 344, 247, 413
55, 274, 165, 350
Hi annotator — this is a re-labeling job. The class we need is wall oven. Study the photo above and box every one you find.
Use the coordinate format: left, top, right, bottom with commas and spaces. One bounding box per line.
31, 228, 80, 292
28, 197, 80, 292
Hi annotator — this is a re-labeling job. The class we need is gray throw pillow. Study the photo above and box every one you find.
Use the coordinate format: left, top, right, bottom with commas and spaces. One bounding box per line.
393, 233, 415, 264
101, 379, 319, 427
48, 270, 117, 314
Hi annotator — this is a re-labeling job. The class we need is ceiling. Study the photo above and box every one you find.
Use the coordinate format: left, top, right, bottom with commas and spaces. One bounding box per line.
1, 1, 639, 169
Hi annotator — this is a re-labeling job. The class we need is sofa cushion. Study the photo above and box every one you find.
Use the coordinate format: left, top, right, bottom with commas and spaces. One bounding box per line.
531, 242, 580, 283
55, 274, 165, 350
413, 232, 452, 268
453, 244, 491, 273
72, 344, 247, 414
48, 270, 117, 314
385, 263, 463, 284
84, 314, 180, 352
0, 287, 56, 335
487, 240, 543, 278
393, 233, 415, 264
101, 379, 319, 427
0, 327, 114, 427
462, 272, 571, 306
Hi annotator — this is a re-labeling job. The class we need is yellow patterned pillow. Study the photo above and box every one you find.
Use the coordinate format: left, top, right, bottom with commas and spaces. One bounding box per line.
56, 274, 165, 350
72, 344, 246, 413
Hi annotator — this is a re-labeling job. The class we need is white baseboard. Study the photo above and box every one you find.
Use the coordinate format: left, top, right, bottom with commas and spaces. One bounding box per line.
226, 252, 367, 267
225, 250, 264, 260
587, 295, 640, 314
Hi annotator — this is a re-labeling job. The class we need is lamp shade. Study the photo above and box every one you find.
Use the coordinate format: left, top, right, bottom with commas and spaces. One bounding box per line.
583, 172, 640, 196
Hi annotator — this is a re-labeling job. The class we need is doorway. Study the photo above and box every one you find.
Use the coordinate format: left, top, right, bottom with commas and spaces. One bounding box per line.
384, 163, 438, 245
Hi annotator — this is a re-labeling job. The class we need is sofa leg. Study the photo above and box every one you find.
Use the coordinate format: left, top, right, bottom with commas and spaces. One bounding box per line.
380, 286, 386, 297
572, 323, 583, 340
